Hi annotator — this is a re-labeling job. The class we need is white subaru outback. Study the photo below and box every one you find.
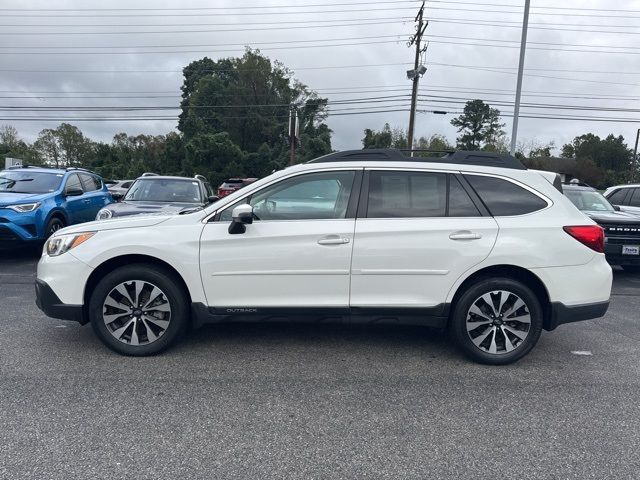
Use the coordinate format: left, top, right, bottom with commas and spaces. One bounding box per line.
36, 149, 612, 364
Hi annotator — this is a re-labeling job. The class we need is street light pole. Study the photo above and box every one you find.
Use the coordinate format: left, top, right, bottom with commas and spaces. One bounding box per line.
510, 0, 531, 156
633, 128, 640, 183
407, 1, 427, 156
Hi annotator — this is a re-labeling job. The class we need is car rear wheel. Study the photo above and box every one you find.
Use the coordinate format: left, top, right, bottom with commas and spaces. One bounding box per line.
449, 277, 543, 365
45, 217, 64, 239
89, 264, 189, 356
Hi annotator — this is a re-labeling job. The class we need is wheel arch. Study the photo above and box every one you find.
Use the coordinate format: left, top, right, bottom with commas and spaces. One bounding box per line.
45, 208, 69, 225
448, 264, 552, 330
83, 254, 193, 319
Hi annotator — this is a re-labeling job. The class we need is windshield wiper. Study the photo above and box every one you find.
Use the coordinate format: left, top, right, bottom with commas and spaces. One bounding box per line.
179, 206, 204, 215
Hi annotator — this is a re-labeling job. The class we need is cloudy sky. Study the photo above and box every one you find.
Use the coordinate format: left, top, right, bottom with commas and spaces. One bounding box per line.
1, 0, 639, 154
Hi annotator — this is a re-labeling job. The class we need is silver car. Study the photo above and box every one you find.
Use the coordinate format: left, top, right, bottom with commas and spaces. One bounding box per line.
603, 184, 640, 216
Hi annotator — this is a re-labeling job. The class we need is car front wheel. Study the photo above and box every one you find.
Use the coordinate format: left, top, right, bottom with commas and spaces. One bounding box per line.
45, 217, 65, 239
89, 264, 189, 356
449, 277, 543, 365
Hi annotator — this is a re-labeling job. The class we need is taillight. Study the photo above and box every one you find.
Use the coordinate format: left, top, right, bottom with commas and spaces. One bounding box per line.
563, 225, 604, 253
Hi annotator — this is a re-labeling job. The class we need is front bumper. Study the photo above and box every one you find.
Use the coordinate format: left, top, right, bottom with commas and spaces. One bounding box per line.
546, 300, 609, 331
35, 279, 86, 324
0, 208, 44, 243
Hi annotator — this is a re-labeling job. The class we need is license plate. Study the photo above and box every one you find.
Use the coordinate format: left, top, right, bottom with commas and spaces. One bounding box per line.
622, 245, 640, 255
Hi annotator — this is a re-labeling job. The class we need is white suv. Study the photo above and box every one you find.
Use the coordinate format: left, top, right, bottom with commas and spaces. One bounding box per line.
36, 149, 612, 364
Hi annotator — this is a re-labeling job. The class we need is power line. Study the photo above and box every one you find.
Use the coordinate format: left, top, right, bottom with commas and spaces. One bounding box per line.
0, 62, 412, 74
0, 38, 405, 55
0, 33, 405, 50
0, 18, 412, 36
0, 6, 417, 18
0, 1, 417, 11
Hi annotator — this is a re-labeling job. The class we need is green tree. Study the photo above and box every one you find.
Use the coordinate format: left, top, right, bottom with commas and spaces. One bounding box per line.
362, 124, 408, 149
178, 49, 331, 180
561, 133, 631, 172
0, 125, 39, 165
450, 100, 505, 150
33, 124, 93, 168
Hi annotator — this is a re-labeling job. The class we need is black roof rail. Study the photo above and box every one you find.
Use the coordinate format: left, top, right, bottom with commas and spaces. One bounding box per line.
306, 148, 527, 170
65, 166, 93, 173
7, 164, 29, 169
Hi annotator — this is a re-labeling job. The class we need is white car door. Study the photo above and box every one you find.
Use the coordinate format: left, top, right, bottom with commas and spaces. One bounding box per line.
350, 169, 499, 309
199, 169, 360, 309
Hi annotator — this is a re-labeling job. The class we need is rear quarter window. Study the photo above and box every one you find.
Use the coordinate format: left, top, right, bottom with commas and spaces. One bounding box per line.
465, 174, 548, 216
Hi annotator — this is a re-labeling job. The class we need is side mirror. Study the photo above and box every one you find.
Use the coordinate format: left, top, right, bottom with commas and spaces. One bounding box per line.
228, 204, 253, 234
208, 195, 219, 204
65, 187, 84, 197
613, 205, 621, 211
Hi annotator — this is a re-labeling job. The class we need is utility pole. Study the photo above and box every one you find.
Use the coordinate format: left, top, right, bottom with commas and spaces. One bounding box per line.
407, 1, 428, 155
288, 108, 298, 166
510, 0, 531, 156
633, 127, 640, 183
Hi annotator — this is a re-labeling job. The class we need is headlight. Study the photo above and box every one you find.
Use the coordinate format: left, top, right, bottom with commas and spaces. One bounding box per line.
96, 208, 113, 220
8, 202, 41, 213
46, 232, 95, 257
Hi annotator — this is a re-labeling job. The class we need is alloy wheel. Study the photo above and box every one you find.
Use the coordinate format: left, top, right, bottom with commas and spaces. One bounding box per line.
465, 290, 531, 355
48, 222, 62, 237
102, 280, 172, 346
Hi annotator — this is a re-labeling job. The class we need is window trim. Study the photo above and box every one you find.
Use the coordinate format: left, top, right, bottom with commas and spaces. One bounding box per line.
463, 172, 552, 217
209, 169, 363, 223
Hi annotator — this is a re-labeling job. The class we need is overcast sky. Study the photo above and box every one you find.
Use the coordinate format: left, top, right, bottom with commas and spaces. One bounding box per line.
1, 0, 639, 154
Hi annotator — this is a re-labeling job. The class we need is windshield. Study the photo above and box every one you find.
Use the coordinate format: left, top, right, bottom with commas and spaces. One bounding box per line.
0, 171, 63, 194
124, 178, 202, 203
565, 189, 614, 212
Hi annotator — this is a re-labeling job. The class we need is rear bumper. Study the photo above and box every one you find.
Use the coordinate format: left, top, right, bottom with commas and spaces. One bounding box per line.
546, 300, 609, 331
35, 279, 86, 324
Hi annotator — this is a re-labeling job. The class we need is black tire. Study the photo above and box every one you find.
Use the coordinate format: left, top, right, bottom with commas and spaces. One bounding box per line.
621, 265, 640, 274
44, 216, 65, 239
89, 264, 189, 356
449, 277, 543, 365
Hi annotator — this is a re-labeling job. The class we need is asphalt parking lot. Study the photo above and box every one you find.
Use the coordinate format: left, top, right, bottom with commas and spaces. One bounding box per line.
1, 248, 639, 480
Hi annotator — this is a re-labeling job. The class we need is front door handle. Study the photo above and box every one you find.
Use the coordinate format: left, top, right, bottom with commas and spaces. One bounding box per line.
449, 230, 482, 240
318, 235, 350, 246
83, 199, 91, 204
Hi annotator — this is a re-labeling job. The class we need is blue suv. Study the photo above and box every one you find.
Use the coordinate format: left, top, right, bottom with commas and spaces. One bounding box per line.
0, 166, 112, 246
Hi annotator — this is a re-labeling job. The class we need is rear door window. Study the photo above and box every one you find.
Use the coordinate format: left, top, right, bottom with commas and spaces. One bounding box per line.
465, 174, 548, 216
65, 173, 84, 194
79, 173, 101, 191
628, 189, 640, 208
606, 188, 628, 205
366, 171, 447, 218
448, 175, 481, 217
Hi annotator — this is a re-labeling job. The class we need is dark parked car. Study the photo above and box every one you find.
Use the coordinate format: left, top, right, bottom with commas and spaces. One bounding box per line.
217, 177, 258, 198
96, 174, 216, 220
564, 184, 640, 272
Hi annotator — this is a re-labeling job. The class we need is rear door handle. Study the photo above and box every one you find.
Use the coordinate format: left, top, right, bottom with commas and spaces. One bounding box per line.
318, 235, 350, 245
83, 199, 91, 204
449, 230, 482, 240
